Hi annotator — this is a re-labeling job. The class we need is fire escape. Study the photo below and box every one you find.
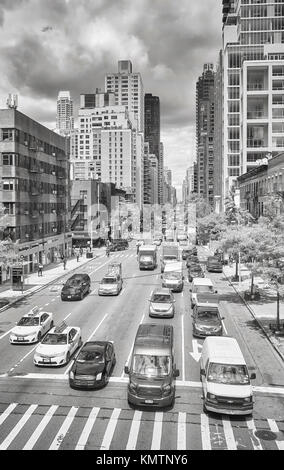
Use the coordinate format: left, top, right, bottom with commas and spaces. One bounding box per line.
71, 198, 84, 231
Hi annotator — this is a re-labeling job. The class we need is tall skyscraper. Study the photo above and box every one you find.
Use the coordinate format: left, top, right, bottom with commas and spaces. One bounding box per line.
56, 91, 74, 137
105, 60, 144, 133
144, 94, 163, 204
215, 0, 284, 210
196, 63, 215, 207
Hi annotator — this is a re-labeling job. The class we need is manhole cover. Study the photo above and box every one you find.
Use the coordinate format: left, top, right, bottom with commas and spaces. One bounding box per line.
255, 430, 277, 441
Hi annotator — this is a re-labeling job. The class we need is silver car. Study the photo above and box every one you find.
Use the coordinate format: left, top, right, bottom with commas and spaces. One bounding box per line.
149, 288, 175, 318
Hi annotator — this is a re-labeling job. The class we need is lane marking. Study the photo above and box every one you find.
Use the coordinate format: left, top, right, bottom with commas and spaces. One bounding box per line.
0, 403, 17, 426
23, 405, 59, 450
121, 313, 145, 378
75, 407, 100, 450
181, 314, 185, 381
246, 418, 263, 450
222, 416, 237, 450
100, 408, 121, 450
126, 410, 142, 450
64, 313, 109, 375
267, 419, 284, 450
49, 406, 78, 450
151, 412, 163, 450
200, 413, 211, 450
0, 404, 38, 450
177, 412, 187, 450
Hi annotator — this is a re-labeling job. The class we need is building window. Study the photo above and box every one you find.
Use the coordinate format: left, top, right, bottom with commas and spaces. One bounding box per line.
3, 179, 14, 190
2, 154, 13, 165
1, 129, 14, 141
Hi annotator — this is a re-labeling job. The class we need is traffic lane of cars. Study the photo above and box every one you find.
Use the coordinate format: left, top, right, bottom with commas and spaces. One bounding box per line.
3, 253, 158, 379
0, 254, 132, 375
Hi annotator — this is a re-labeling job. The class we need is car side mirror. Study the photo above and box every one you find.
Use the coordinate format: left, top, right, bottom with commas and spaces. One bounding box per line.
200, 368, 206, 376
124, 365, 129, 375
189, 288, 192, 292
250, 372, 256, 380
174, 369, 180, 378
215, 290, 218, 294
221, 317, 225, 320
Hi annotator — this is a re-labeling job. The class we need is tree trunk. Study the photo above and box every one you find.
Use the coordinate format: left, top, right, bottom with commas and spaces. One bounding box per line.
277, 288, 280, 331
235, 257, 239, 279
250, 271, 255, 296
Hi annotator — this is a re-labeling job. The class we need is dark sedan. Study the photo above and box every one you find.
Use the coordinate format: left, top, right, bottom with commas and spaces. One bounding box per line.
188, 265, 204, 282
186, 255, 199, 268
69, 341, 116, 389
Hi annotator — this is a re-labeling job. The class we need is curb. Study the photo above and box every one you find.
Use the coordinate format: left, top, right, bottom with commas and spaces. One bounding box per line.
223, 268, 284, 363
0, 252, 104, 314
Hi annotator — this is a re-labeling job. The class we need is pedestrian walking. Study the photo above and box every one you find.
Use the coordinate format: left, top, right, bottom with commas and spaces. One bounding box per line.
80, 247, 83, 257
38, 263, 43, 277
77, 254, 80, 262
63, 258, 67, 270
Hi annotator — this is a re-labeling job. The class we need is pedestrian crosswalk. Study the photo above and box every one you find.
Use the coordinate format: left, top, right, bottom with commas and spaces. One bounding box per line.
0, 402, 283, 450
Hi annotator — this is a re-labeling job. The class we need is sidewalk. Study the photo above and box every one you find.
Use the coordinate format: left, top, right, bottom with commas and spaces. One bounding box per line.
223, 263, 284, 361
0, 248, 106, 312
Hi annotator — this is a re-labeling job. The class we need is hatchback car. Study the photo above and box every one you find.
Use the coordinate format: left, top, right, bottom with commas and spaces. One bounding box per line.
149, 288, 175, 318
69, 341, 116, 389
34, 322, 82, 367
192, 302, 224, 338
61, 273, 91, 301
10, 306, 54, 344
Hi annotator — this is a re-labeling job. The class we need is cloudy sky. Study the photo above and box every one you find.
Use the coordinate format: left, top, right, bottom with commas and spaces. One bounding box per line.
0, 0, 222, 198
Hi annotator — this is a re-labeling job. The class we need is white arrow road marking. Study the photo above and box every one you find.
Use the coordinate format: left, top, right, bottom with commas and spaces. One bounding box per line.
189, 339, 202, 362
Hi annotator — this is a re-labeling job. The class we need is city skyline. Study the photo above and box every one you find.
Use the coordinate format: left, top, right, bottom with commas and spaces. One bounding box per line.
0, 0, 222, 197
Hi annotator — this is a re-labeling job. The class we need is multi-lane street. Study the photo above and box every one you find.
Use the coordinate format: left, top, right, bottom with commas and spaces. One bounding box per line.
0, 244, 283, 450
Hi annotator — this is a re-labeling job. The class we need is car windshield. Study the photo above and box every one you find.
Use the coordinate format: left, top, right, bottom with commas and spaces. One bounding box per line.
152, 294, 172, 303
207, 363, 250, 385
76, 349, 104, 363
18, 317, 39, 326
42, 333, 67, 345
65, 279, 82, 287
164, 256, 177, 261
163, 272, 181, 280
101, 278, 116, 284
132, 355, 170, 377
140, 255, 153, 261
195, 285, 214, 293
196, 309, 219, 321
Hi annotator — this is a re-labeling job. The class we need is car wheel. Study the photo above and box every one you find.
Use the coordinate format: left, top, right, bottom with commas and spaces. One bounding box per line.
112, 355, 116, 367
37, 332, 41, 342
78, 337, 83, 348
66, 352, 70, 364
80, 292, 83, 301
50, 321, 54, 330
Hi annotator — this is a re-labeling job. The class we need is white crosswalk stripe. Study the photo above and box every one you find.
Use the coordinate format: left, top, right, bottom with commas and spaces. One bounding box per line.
23, 405, 59, 450
75, 407, 100, 450
0, 402, 282, 450
49, 406, 78, 450
100, 408, 121, 450
0, 404, 38, 450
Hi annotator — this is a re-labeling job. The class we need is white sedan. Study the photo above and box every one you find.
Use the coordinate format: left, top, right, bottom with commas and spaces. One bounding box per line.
10, 308, 54, 344
33, 324, 82, 367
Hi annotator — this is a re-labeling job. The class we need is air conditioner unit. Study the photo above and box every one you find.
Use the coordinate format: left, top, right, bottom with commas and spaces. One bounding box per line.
52, 209, 57, 213
24, 141, 28, 146
52, 228, 57, 232
24, 211, 29, 215
52, 152, 56, 157
53, 190, 57, 195
51, 171, 56, 175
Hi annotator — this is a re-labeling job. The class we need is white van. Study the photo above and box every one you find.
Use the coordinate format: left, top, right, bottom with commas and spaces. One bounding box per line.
190, 278, 217, 308
200, 336, 256, 415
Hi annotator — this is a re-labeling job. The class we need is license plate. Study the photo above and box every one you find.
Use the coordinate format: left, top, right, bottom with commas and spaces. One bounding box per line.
68, 296, 71, 298
17, 337, 25, 341
42, 358, 51, 363
145, 400, 153, 404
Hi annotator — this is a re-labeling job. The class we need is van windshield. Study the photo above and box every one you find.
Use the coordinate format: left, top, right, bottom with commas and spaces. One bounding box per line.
132, 354, 170, 377
207, 363, 250, 385
163, 272, 181, 280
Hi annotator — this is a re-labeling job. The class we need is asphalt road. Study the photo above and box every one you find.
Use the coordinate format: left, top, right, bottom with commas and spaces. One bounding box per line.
0, 244, 283, 450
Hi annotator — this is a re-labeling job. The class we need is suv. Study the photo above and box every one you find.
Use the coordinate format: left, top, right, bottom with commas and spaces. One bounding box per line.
206, 256, 223, 273
124, 324, 179, 408
10, 306, 54, 344
33, 321, 82, 367
61, 274, 91, 301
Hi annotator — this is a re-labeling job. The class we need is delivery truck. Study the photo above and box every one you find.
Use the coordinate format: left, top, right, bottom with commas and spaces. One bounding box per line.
160, 243, 179, 273
138, 245, 157, 270
162, 261, 184, 292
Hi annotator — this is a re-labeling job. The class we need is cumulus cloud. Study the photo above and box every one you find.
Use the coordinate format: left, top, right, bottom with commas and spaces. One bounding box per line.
0, 0, 221, 195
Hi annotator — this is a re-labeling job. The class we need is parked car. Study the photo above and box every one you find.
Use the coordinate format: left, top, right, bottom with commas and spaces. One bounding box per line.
149, 287, 175, 318
188, 265, 204, 282
34, 322, 82, 367
192, 301, 224, 338
61, 273, 91, 301
10, 306, 54, 344
69, 341, 116, 389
